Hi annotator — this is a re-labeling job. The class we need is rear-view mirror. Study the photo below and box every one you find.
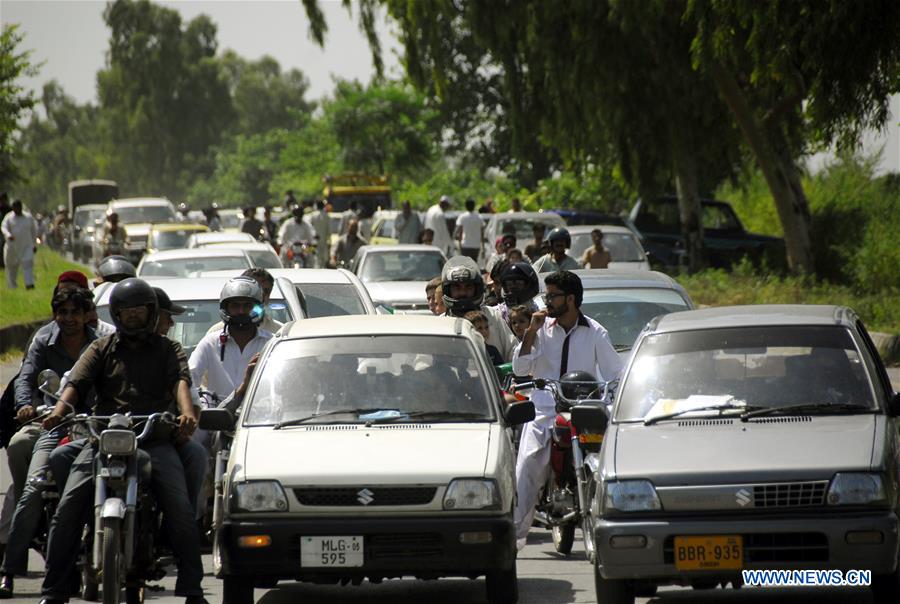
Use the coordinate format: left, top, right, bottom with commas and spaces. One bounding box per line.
505, 400, 535, 426
38, 369, 61, 395
199, 407, 236, 431
571, 403, 609, 433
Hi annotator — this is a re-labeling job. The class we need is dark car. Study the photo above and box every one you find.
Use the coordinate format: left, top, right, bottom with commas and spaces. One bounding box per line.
548, 208, 630, 229
628, 196, 786, 271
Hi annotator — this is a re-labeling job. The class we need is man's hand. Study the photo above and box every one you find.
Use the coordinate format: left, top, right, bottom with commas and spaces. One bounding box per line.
528, 310, 547, 333
42, 412, 64, 430
176, 412, 198, 441
16, 405, 36, 423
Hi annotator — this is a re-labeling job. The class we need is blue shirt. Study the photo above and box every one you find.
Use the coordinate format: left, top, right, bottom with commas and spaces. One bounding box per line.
15, 322, 98, 411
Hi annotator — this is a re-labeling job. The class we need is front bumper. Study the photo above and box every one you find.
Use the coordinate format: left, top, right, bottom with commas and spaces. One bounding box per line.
595, 510, 899, 581
220, 514, 516, 581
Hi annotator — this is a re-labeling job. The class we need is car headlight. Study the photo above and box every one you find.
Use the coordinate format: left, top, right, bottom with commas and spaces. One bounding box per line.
99, 429, 136, 455
827, 473, 887, 506
444, 479, 500, 510
602, 480, 662, 513
233, 481, 289, 512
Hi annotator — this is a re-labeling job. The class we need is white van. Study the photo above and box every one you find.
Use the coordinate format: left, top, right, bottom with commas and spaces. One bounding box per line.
204, 315, 535, 604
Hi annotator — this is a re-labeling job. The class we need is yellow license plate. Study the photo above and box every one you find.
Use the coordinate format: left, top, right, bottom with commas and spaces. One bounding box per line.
578, 433, 604, 444
673, 535, 743, 571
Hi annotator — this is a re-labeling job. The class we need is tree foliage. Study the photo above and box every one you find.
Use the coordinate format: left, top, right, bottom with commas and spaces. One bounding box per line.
0, 24, 38, 189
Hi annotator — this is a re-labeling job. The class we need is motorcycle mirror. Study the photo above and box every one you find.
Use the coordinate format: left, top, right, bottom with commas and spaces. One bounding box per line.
38, 369, 61, 395
571, 403, 608, 433
199, 407, 236, 431
504, 400, 535, 426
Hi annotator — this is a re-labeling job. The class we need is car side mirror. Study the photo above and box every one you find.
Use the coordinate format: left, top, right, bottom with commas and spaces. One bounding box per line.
571, 403, 609, 432
888, 392, 900, 417
199, 407, 236, 431
505, 400, 535, 426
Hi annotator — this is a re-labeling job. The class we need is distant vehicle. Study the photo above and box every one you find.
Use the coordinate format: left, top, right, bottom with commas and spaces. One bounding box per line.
202, 241, 282, 269
483, 211, 566, 265
567, 225, 651, 270
351, 244, 447, 314
186, 232, 256, 248
592, 304, 900, 604
628, 196, 786, 271
547, 208, 630, 229
71, 203, 108, 263
369, 209, 401, 245
218, 208, 243, 232
106, 198, 178, 264
68, 179, 118, 217
146, 223, 209, 255
137, 248, 256, 278
323, 173, 391, 219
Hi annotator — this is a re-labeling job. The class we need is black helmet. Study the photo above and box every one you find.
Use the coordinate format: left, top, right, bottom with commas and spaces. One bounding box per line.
441, 255, 485, 316
560, 370, 600, 401
219, 277, 264, 328
547, 227, 571, 248
97, 255, 136, 283
109, 278, 159, 337
499, 262, 539, 306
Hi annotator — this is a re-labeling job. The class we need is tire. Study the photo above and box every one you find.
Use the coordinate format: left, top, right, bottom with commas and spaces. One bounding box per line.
485, 560, 518, 604
593, 554, 634, 604
81, 567, 100, 602
222, 576, 254, 604
551, 521, 576, 555
581, 477, 598, 563
101, 517, 122, 604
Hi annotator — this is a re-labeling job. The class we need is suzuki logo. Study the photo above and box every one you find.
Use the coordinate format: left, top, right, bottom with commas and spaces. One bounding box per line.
357, 488, 375, 505
735, 488, 752, 507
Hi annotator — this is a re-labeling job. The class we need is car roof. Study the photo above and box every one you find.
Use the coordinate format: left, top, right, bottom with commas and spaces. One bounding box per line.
357, 244, 445, 253
74, 204, 107, 212
490, 211, 564, 222
150, 223, 208, 232
202, 267, 356, 285
204, 241, 276, 251
109, 198, 172, 207
562, 269, 683, 290
190, 232, 254, 242
567, 225, 636, 236
94, 276, 287, 305
281, 314, 473, 340
649, 304, 857, 333
144, 248, 246, 260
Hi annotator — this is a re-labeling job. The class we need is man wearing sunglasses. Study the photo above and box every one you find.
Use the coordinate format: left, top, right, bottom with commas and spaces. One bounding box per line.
511, 270, 623, 550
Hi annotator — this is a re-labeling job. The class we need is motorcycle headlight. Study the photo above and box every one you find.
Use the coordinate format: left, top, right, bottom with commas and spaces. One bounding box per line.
827, 473, 887, 506
443, 479, 500, 510
99, 429, 136, 455
233, 481, 289, 512
601, 480, 662, 513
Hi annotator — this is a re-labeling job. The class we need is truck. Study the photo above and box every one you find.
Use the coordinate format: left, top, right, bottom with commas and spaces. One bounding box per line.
322, 174, 391, 220
68, 179, 119, 216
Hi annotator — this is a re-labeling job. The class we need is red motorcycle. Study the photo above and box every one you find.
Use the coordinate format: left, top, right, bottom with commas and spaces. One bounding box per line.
284, 240, 315, 268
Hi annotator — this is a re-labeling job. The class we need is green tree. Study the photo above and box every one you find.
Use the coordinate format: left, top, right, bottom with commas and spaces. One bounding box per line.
0, 24, 38, 190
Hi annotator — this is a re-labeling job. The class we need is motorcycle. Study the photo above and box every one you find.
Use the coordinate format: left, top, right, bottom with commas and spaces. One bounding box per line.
284, 240, 315, 268
512, 377, 615, 559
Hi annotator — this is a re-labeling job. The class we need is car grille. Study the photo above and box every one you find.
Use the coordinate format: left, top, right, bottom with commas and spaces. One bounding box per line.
664, 533, 828, 564
294, 487, 437, 507
753, 481, 828, 508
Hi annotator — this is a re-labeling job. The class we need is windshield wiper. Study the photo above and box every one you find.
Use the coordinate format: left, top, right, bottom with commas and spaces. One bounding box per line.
369, 410, 489, 423
740, 402, 872, 422
613, 344, 632, 353
644, 403, 755, 426
273, 408, 386, 429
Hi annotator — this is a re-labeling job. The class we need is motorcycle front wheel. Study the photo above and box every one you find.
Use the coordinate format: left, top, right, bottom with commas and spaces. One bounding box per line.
552, 521, 576, 555
581, 475, 598, 562
101, 517, 123, 604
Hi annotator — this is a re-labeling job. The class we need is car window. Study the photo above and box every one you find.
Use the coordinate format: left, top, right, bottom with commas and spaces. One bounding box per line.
74, 209, 106, 228
220, 212, 242, 229
245, 335, 493, 426
247, 250, 282, 269
113, 206, 176, 224
617, 325, 876, 421
578, 288, 690, 351
702, 204, 742, 231
359, 251, 444, 283
374, 218, 396, 238
151, 229, 194, 251
634, 202, 680, 234
495, 217, 562, 242
295, 283, 367, 317
570, 232, 644, 262
139, 256, 250, 277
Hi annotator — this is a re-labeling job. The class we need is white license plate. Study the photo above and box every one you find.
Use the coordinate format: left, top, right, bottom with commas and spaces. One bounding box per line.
300, 536, 364, 567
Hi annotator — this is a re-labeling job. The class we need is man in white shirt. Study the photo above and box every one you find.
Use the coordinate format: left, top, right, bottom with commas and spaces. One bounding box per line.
306, 200, 331, 268
424, 195, 454, 257
1, 200, 38, 289
395, 201, 422, 244
191, 277, 273, 405
206, 268, 283, 336
277, 207, 315, 265
454, 198, 483, 263
532, 227, 580, 273
512, 270, 623, 550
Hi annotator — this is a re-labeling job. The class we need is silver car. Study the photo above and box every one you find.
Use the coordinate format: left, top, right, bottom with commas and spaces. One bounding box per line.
351, 244, 447, 314
591, 305, 900, 603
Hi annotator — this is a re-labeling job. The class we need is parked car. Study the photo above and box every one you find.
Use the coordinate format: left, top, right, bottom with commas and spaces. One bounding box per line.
567, 225, 651, 270
203, 241, 282, 269
628, 196, 786, 271
106, 197, 178, 264
205, 315, 535, 604
369, 209, 401, 245
136, 248, 258, 278
219, 208, 244, 232
93, 276, 305, 357
534, 269, 693, 355
146, 223, 209, 254
351, 244, 447, 314
591, 304, 900, 603
547, 208, 630, 229
483, 212, 566, 265
186, 231, 256, 248
71, 203, 107, 263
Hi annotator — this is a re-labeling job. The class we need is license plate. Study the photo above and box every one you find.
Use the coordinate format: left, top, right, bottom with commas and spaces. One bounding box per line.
673, 535, 743, 571
300, 536, 364, 567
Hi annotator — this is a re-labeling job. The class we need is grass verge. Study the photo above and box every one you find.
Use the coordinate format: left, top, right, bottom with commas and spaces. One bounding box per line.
0, 248, 87, 328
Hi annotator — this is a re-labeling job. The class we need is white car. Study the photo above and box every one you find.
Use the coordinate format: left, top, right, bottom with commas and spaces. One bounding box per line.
203, 241, 282, 269
350, 244, 447, 314
201, 315, 535, 604
93, 276, 305, 357
186, 231, 256, 248
137, 248, 257, 278
106, 197, 178, 264
567, 225, 651, 270
483, 211, 566, 266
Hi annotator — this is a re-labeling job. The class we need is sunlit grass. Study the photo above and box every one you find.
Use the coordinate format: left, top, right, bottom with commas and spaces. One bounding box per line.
0, 248, 87, 328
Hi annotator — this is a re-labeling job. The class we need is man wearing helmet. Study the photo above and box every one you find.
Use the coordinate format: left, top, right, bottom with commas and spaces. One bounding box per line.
511, 270, 623, 550
496, 261, 540, 324
40, 278, 206, 603
100, 211, 128, 257
177, 202, 191, 223
440, 256, 518, 362
94, 254, 137, 286
532, 227, 580, 273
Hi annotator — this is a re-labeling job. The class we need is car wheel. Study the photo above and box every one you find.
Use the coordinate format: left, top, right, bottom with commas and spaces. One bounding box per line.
593, 554, 634, 604
485, 560, 518, 604
222, 575, 254, 604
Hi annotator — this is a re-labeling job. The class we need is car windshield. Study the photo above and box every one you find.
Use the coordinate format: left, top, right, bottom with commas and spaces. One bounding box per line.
496, 217, 561, 242
193, 233, 253, 247
139, 255, 250, 277
570, 232, 645, 262
74, 209, 106, 229
245, 336, 493, 426
359, 251, 444, 283
97, 298, 292, 357
246, 250, 282, 269
114, 206, 176, 224
375, 218, 396, 238
578, 288, 690, 351
616, 325, 876, 422
296, 283, 366, 317
151, 229, 196, 250
220, 212, 242, 229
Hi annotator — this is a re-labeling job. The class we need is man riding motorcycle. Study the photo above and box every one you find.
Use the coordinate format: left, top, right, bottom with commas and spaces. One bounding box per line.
496, 261, 540, 324
277, 207, 315, 267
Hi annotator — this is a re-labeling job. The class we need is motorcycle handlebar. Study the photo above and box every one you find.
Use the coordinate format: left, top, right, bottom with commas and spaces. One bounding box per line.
55, 412, 178, 443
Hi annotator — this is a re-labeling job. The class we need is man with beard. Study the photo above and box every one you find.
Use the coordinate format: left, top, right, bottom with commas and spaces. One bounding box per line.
511, 270, 622, 550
